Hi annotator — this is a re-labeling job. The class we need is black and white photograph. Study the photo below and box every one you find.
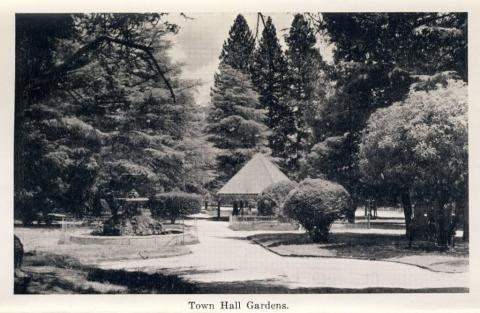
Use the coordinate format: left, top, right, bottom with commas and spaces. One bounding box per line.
2, 3, 479, 311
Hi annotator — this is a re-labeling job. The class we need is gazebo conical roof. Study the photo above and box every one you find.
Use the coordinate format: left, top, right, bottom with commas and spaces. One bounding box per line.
217, 153, 291, 197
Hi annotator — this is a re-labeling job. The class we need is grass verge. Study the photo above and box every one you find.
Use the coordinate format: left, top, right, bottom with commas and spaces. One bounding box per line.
248, 232, 468, 273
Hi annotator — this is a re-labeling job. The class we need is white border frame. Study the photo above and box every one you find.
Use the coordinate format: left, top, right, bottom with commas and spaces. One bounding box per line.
1, 1, 479, 312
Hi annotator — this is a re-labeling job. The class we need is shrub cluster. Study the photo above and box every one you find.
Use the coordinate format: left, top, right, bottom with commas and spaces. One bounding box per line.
257, 180, 298, 216
151, 192, 202, 223
283, 178, 353, 242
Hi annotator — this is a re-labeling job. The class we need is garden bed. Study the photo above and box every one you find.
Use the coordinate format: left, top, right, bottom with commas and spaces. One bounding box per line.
68, 231, 198, 246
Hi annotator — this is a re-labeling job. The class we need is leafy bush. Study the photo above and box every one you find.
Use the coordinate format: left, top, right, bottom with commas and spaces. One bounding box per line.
151, 192, 202, 223
359, 78, 468, 246
257, 181, 298, 216
283, 179, 353, 242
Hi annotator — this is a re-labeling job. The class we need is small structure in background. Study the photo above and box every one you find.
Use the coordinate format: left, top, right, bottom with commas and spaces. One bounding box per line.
216, 153, 292, 219
216, 153, 296, 228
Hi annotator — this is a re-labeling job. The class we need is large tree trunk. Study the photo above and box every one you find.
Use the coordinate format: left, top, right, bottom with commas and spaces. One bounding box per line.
348, 196, 358, 223
460, 191, 469, 241
463, 204, 469, 241
401, 189, 412, 238
436, 199, 450, 248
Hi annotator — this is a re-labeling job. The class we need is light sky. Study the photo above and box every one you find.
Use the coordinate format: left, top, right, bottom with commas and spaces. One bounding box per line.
166, 13, 334, 105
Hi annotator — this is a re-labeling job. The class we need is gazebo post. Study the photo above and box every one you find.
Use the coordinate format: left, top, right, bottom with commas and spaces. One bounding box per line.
217, 199, 221, 220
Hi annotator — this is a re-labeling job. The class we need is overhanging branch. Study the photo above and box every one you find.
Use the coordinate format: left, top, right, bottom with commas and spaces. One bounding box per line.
47, 35, 177, 103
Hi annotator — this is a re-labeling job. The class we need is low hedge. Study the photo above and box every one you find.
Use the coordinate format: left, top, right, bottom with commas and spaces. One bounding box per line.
257, 180, 298, 216
283, 178, 353, 242
151, 192, 202, 224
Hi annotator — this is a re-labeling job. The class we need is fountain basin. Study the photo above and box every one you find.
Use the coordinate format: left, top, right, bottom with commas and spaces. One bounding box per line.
68, 229, 198, 246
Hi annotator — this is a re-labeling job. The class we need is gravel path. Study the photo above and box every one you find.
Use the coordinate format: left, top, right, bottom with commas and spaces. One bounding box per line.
98, 219, 468, 290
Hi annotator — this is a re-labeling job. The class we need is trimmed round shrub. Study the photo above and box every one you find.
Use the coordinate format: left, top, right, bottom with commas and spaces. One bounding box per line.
283, 179, 353, 242
257, 180, 298, 216
151, 192, 202, 223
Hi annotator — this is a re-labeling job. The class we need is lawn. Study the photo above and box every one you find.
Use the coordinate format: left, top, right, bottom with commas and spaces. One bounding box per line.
14, 211, 468, 294
14, 225, 195, 294
249, 213, 468, 274
15, 226, 191, 264
16, 251, 199, 294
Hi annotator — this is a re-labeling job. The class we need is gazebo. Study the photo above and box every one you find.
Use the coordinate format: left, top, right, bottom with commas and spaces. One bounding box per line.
216, 153, 291, 218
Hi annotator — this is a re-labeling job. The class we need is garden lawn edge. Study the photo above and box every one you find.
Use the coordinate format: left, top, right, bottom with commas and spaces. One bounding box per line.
248, 237, 467, 274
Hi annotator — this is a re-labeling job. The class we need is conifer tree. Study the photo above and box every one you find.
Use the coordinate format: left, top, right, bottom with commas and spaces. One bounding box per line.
285, 14, 324, 176
206, 64, 269, 186
251, 17, 294, 170
219, 14, 256, 74
15, 14, 205, 222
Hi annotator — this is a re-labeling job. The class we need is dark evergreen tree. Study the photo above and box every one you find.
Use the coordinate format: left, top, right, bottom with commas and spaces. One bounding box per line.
15, 14, 206, 223
285, 14, 324, 177
219, 14, 256, 74
305, 62, 411, 204
320, 13, 467, 80
304, 13, 467, 220
206, 64, 269, 187
251, 17, 293, 171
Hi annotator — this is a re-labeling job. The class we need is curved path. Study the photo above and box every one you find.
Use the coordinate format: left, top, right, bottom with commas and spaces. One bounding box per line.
98, 219, 468, 290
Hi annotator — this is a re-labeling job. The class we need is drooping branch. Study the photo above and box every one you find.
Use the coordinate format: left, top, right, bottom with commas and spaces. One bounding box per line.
254, 13, 267, 43
414, 12, 458, 27
180, 13, 195, 20
258, 13, 266, 27
46, 35, 176, 103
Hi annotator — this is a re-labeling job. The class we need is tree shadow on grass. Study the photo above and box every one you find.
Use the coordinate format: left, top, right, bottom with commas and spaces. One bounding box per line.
19, 251, 200, 294
195, 280, 468, 293
217, 236, 251, 241
84, 270, 470, 293
87, 268, 199, 293
18, 251, 468, 294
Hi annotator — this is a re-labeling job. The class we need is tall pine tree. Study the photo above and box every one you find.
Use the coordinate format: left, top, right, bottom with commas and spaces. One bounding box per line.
220, 14, 255, 74
285, 14, 324, 177
251, 17, 293, 171
206, 64, 269, 187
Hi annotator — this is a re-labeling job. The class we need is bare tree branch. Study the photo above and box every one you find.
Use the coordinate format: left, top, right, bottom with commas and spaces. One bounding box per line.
180, 13, 195, 20
254, 13, 267, 43
258, 13, 266, 27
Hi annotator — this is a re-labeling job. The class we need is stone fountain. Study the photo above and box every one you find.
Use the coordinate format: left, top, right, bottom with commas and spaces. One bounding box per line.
100, 189, 163, 236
